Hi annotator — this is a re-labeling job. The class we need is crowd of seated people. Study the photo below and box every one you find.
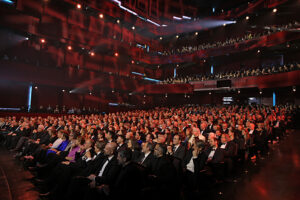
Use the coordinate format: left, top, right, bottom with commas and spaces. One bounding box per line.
0, 104, 297, 200
18, 105, 101, 114
162, 21, 299, 56
160, 62, 300, 84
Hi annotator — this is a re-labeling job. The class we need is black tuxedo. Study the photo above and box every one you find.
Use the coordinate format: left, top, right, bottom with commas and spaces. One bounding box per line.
205, 147, 224, 164
111, 162, 144, 199
80, 152, 106, 176
95, 156, 121, 186
138, 152, 154, 171
172, 144, 186, 161
116, 143, 127, 153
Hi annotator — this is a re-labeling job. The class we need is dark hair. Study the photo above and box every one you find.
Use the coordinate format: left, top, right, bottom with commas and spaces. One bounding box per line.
194, 139, 205, 150
117, 134, 126, 142
95, 141, 106, 151
118, 148, 132, 162
128, 139, 140, 151
156, 143, 167, 155
173, 134, 182, 141
146, 142, 154, 151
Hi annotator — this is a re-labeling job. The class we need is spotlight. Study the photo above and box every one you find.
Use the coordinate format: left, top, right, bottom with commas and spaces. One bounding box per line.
62, 89, 65, 92
25, 37, 29, 40
34, 86, 38, 90
67, 46, 72, 50
116, 19, 120, 24
132, 26, 135, 30
273, 8, 277, 13
90, 52, 95, 56
223, 23, 226, 26
246, 16, 249, 20
195, 32, 198, 35
77, 4, 81, 9
99, 13, 104, 19
114, 52, 119, 57
159, 36, 163, 40
176, 35, 179, 39
40, 38, 45, 43
257, 49, 260, 53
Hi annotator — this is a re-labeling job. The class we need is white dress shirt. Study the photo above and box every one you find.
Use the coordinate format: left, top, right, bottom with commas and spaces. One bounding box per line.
98, 155, 114, 177
51, 138, 63, 149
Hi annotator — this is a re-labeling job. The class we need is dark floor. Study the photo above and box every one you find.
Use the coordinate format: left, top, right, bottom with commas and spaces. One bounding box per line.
0, 131, 299, 200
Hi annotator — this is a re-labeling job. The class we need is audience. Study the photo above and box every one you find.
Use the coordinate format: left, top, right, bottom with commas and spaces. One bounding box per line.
0, 104, 298, 200
161, 62, 300, 84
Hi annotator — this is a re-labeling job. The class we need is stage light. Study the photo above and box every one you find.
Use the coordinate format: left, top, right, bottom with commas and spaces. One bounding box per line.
116, 19, 120, 24
223, 23, 226, 26
34, 86, 38, 90
1, 0, 14, 5
159, 37, 163, 40
77, 4, 81, 9
62, 89, 65, 92
131, 60, 135, 64
25, 37, 29, 40
273, 8, 277, 13
132, 26, 135, 30
114, 52, 119, 57
90, 52, 95, 56
176, 35, 179, 39
67, 46, 72, 50
99, 13, 104, 18
195, 32, 198, 35
246, 16, 249, 20
257, 49, 260, 53
40, 38, 45, 43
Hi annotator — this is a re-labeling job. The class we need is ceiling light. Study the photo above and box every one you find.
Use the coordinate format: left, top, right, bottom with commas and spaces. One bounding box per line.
90, 52, 95, 56
176, 35, 179, 39
77, 4, 81, 9
40, 38, 45, 43
159, 36, 163, 40
195, 32, 198, 35
67, 46, 72, 50
132, 26, 135, 30
273, 8, 277, 13
116, 19, 120, 24
99, 14, 104, 19
246, 16, 249, 20
114, 52, 119, 57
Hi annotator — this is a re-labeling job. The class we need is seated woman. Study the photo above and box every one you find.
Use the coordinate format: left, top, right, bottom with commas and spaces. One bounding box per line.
46, 131, 69, 155
64, 136, 82, 163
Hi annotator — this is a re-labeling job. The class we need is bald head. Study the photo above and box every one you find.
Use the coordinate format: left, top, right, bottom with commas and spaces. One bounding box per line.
104, 142, 117, 156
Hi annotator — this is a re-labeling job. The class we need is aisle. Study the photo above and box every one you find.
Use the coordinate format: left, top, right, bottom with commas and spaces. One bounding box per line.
219, 131, 300, 200
0, 148, 38, 200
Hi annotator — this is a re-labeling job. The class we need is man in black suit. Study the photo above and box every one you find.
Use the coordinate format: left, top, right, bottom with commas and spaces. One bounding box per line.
166, 134, 186, 161
65, 142, 121, 200
183, 138, 207, 192
96, 148, 144, 200
138, 142, 154, 171
149, 143, 178, 200
200, 122, 211, 139
116, 135, 127, 153
205, 137, 225, 181
220, 133, 236, 176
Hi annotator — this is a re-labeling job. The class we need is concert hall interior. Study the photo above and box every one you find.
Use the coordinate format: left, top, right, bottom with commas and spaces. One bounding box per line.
0, 0, 299, 200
